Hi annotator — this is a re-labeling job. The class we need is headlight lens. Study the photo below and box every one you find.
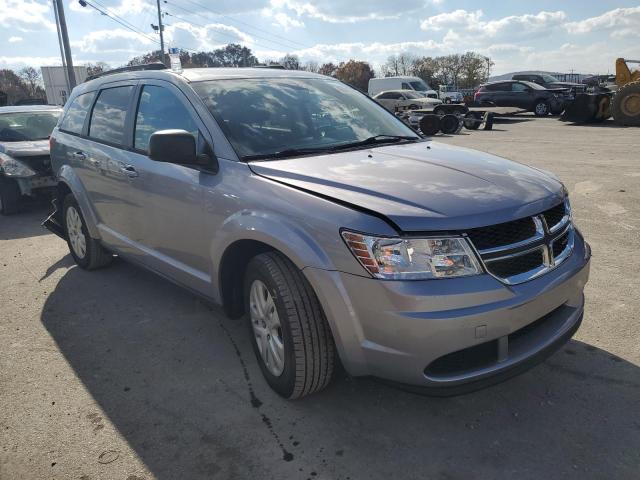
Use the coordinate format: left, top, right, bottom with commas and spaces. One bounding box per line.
342, 231, 482, 280
0, 153, 36, 178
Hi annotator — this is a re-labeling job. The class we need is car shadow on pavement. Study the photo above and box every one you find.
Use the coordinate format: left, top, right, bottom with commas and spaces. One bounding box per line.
0, 202, 51, 240
41, 260, 640, 480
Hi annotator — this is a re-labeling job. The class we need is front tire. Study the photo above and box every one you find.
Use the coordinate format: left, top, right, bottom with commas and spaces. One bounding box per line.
62, 194, 112, 270
244, 252, 335, 399
534, 100, 550, 116
0, 177, 22, 215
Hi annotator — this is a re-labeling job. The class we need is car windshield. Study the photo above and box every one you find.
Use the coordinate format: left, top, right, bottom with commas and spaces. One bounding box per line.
542, 74, 559, 83
524, 81, 546, 90
193, 78, 419, 160
0, 111, 61, 142
409, 80, 431, 91
402, 91, 423, 99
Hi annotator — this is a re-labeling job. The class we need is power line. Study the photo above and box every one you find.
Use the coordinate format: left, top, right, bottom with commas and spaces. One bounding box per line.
164, 0, 311, 52
163, 10, 280, 53
79, 0, 161, 46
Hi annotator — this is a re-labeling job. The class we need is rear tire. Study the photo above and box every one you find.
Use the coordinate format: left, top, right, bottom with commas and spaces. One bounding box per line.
62, 194, 112, 270
0, 177, 21, 215
244, 251, 335, 399
612, 80, 640, 126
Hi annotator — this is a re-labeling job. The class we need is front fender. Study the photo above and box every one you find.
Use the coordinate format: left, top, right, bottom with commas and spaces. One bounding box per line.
210, 208, 336, 302
57, 165, 101, 239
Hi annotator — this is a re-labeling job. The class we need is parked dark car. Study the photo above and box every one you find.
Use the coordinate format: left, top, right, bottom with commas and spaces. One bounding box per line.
512, 74, 585, 94
474, 80, 565, 116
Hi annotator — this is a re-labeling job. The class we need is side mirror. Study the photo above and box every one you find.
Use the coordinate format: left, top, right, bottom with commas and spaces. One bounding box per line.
149, 129, 197, 165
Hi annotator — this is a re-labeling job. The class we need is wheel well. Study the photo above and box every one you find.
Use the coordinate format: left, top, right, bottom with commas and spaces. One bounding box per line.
218, 240, 276, 318
55, 182, 72, 219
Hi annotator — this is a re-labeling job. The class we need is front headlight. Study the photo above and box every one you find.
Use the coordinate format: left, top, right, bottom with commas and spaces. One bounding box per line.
342, 230, 483, 280
0, 153, 36, 178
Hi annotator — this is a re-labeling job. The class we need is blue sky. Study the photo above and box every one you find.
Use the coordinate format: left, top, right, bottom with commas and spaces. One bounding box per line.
1, 0, 638, 75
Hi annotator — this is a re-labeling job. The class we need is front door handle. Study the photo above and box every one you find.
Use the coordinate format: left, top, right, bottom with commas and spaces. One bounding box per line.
72, 151, 86, 161
120, 164, 139, 178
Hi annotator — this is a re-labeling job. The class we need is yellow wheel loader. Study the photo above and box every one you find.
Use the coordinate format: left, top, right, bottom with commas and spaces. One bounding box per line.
562, 58, 640, 126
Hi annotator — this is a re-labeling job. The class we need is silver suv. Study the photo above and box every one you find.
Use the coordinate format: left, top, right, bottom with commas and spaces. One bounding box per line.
48, 66, 591, 398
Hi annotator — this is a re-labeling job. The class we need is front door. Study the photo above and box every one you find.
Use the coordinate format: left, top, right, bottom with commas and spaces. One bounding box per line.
123, 81, 214, 292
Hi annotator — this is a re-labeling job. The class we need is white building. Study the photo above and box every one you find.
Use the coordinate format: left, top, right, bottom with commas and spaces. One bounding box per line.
41, 66, 88, 106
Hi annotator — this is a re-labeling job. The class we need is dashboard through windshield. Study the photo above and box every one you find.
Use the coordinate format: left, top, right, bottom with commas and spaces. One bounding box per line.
192, 78, 418, 160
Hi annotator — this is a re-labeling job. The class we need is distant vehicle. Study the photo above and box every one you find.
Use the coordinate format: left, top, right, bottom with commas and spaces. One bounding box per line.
368, 76, 438, 98
511, 74, 585, 94
474, 80, 566, 116
0, 105, 62, 214
438, 85, 464, 104
373, 90, 442, 112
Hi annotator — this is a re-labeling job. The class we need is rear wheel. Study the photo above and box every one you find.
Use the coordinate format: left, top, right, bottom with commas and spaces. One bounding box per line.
534, 100, 549, 116
244, 252, 335, 399
0, 177, 21, 215
612, 81, 640, 126
62, 194, 112, 270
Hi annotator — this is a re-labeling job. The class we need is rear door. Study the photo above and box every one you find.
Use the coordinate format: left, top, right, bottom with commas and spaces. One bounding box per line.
123, 80, 213, 291
73, 82, 138, 247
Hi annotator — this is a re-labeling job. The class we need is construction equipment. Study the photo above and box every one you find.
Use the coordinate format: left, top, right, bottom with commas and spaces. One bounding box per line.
562, 58, 640, 126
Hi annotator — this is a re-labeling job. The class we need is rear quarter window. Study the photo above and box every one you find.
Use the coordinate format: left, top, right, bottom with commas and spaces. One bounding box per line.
88, 86, 134, 146
59, 92, 96, 135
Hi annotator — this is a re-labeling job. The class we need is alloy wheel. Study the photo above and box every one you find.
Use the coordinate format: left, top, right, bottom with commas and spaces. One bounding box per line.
66, 206, 86, 259
249, 279, 285, 376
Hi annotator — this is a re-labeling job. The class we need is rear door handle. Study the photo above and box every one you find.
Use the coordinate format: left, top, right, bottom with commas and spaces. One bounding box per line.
72, 151, 86, 161
120, 164, 139, 178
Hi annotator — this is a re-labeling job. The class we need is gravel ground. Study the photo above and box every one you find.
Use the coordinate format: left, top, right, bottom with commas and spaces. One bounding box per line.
1, 115, 639, 480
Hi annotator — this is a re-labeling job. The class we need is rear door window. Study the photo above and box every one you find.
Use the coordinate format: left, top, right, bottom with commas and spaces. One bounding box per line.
512, 83, 528, 92
134, 85, 198, 152
59, 92, 95, 135
88, 86, 134, 146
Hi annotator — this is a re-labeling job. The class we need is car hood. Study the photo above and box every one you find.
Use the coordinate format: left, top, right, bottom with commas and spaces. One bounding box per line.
0, 140, 50, 157
249, 141, 564, 232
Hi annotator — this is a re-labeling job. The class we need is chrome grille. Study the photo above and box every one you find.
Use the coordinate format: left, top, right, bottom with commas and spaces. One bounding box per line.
467, 198, 573, 285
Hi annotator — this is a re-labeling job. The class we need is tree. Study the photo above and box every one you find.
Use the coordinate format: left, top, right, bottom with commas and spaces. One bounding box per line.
280, 54, 301, 70
86, 62, 110, 77
381, 53, 417, 77
335, 60, 375, 92
318, 62, 337, 77
18, 67, 41, 96
410, 57, 439, 88
0, 69, 34, 104
302, 60, 319, 73
127, 50, 164, 66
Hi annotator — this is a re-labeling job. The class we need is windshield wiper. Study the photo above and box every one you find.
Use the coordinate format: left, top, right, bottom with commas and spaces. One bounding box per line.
327, 135, 420, 151
243, 135, 420, 161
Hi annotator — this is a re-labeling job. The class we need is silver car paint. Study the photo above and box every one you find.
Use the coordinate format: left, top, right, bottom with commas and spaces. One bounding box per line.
50, 68, 590, 387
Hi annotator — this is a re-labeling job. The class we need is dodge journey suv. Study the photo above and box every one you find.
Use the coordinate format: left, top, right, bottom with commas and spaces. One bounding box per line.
47, 65, 590, 398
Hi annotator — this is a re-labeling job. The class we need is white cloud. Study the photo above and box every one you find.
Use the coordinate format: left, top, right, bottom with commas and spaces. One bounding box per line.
269, 0, 423, 23
265, 11, 305, 30
566, 7, 640, 34
420, 9, 567, 40
8, 36, 23, 43
71, 29, 156, 54
165, 22, 253, 51
0, 0, 55, 31
0, 55, 61, 68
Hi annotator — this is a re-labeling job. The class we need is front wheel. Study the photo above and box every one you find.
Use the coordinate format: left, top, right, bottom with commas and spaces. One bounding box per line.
534, 100, 550, 116
62, 194, 112, 270
244, 252, 335, 399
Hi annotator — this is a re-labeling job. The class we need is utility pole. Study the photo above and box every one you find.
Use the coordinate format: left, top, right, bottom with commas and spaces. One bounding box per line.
156, 0, 166, 65
53, 0, 76, 90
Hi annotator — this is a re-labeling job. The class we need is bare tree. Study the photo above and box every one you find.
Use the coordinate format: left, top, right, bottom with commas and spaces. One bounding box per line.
318, 62, 338, 76
18, 67, 41, 96
302, 60, 319, 73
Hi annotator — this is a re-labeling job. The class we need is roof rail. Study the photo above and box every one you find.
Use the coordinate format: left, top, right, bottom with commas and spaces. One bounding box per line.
86, 63, 167, 81
254, 64, 286, 70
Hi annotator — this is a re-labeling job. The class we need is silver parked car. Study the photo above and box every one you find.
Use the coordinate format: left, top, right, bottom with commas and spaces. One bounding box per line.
0, 105, 62, 214
373, 89, 442, 112
48, 66, 590, 398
